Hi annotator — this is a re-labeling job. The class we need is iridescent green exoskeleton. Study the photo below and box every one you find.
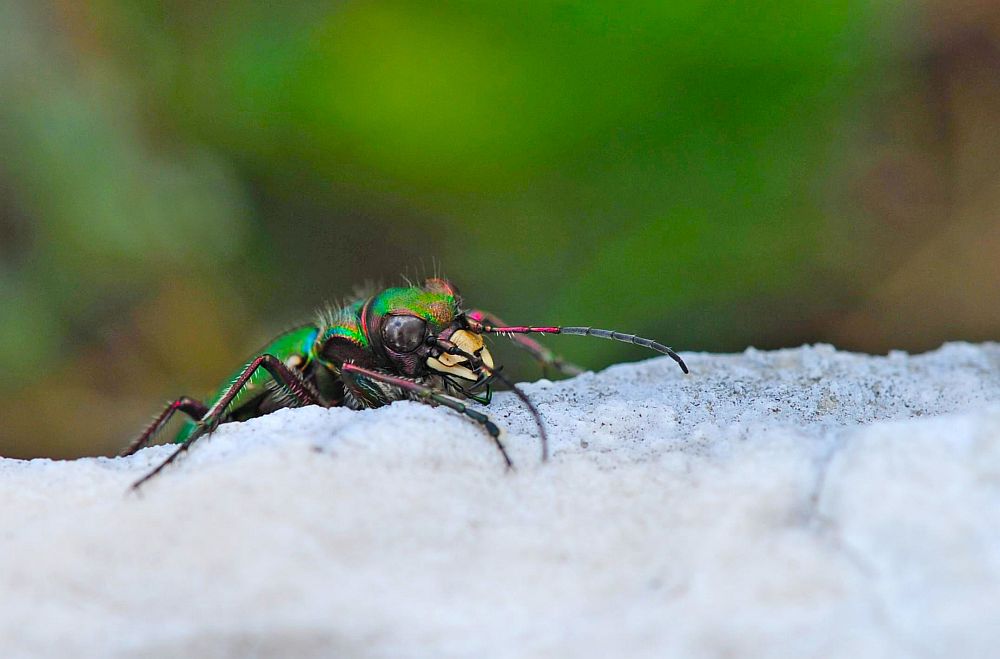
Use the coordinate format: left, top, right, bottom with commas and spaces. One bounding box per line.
123, 278, 688, 488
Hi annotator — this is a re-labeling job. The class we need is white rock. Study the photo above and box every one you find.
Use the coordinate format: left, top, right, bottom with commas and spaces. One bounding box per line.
2, 342, 999, 658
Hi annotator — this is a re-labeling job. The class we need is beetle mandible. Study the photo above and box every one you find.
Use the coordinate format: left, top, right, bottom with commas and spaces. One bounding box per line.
122, 278, 689, 488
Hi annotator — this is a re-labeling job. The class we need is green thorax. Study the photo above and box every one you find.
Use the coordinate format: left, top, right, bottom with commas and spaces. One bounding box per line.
316, 298, 368, 349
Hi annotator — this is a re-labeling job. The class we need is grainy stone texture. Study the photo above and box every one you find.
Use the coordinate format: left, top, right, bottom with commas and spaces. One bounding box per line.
2, 343, 999, 659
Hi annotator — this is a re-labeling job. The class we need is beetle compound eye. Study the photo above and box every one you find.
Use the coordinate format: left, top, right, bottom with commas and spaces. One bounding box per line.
381, 314, 427, 353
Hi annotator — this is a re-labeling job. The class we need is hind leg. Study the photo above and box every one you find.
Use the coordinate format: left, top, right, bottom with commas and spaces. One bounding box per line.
120, 397, 209, 457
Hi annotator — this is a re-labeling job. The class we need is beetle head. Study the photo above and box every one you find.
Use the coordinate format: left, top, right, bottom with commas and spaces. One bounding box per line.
363, 278, 493, 383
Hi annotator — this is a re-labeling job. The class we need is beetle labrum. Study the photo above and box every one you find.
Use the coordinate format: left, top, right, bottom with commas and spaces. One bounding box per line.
123, 278, 688, 488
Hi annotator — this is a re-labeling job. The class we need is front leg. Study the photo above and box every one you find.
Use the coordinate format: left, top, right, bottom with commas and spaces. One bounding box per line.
340, 363, 513, 469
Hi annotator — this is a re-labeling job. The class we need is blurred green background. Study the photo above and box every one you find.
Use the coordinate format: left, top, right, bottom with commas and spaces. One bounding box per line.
2, 1, 998, 459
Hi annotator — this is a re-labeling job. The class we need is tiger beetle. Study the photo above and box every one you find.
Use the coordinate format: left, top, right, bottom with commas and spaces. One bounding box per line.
122, 278, 689, 488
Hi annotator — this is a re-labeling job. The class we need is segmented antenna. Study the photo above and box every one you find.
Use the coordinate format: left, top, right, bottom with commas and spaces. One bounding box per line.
483, 325, 689, 374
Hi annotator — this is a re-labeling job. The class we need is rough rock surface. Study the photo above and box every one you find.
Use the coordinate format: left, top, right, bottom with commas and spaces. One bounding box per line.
2, 343, 999, 658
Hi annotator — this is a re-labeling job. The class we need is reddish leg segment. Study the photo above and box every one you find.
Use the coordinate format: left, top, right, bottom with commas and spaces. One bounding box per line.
120, 397, 209, 457
199, 355, 322, 428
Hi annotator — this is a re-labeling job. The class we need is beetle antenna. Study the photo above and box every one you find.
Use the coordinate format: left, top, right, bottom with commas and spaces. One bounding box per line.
480, 325, 689, 374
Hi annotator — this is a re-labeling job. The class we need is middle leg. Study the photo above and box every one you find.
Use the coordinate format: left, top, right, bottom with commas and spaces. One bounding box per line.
130, 354, 322, 489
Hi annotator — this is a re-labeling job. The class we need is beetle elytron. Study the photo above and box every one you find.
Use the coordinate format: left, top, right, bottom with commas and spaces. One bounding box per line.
123, 278, 688, 488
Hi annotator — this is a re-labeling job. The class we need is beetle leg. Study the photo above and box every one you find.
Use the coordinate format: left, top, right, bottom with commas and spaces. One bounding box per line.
199, 354, 322, 427
129, 354, 322, 490
466, 309, 584, 376
120, 397, 209, 457
340, 363, 513, 469
432, 338, 549, 461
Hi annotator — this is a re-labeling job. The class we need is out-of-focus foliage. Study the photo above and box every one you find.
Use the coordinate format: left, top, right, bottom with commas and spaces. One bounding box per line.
1, 1, 998, 459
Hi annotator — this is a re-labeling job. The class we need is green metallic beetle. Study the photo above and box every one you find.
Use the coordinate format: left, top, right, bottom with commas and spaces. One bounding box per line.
123, 278, 688, 487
